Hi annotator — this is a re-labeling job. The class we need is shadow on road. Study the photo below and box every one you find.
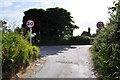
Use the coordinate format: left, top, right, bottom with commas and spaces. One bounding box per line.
38, 46, 77, 57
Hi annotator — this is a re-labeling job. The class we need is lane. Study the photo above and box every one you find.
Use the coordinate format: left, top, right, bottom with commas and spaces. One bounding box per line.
30, 45, 97, 78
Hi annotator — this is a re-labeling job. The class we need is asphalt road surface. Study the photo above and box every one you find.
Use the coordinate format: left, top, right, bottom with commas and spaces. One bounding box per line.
30, 45, 97, 78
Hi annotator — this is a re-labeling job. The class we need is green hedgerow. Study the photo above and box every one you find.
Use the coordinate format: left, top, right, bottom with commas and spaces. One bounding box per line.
91, 1, 120, 79
2, 32, 39, 77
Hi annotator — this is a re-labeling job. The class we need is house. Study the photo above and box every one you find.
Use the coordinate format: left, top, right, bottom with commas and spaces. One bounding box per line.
81, 27, 91, 37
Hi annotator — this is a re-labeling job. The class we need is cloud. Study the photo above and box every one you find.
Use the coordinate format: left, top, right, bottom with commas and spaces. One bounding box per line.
3, 0, 44, 2
0, 0, 39, 2
0, 2, 13, 8
15, 5, 21, 8
42, 2, 51, 5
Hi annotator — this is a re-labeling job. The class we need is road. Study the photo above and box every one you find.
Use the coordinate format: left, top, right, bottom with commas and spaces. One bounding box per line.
30, 45, 97, 78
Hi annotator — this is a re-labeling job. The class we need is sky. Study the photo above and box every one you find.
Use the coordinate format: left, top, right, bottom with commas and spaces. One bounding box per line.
0, 0, 115, 36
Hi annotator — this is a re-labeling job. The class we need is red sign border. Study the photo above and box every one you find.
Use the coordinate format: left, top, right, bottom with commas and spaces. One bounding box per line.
26, 19, 34, 28
96, 21, 104, 30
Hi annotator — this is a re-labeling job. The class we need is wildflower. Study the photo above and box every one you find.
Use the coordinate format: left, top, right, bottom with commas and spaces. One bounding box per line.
2, 52, 4, 54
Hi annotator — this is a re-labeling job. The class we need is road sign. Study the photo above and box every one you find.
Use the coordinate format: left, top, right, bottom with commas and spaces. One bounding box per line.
26, 19, 34, 45
26, 20, 34, 28
96, 21, 104, 30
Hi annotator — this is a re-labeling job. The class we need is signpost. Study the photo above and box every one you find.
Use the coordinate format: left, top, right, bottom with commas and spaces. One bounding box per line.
96, 21, 104, 30
26, 20, 34, 45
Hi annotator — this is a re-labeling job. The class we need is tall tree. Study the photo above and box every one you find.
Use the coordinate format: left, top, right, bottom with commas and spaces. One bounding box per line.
22, 7, 79, 43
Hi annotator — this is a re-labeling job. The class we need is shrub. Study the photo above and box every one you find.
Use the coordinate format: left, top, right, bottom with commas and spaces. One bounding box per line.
91, 24, 120, 79
68, 36, 93, 45
39, 36, 93, 45
2, 32, 39, 78
91, 1, 120, 79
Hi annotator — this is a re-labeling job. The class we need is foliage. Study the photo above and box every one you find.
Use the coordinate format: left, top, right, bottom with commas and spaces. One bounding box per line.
0, 20, 12, 33
22, 7, 79, 44
39, 36, 93, 45
14, 27, 31, 42
2, 32, 39, 78
68, 36, 93, 45
91, 1, 120, 80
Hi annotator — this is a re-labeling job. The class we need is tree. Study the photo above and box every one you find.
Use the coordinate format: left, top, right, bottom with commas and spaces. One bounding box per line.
22, 7, 79, 44
0, 20, 12, 33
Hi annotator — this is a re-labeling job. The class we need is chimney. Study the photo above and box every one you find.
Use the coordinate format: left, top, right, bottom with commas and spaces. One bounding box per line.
88, 27, 90, 33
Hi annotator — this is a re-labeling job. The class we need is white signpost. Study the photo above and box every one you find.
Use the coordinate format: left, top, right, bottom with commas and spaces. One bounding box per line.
26, 20, 34, 45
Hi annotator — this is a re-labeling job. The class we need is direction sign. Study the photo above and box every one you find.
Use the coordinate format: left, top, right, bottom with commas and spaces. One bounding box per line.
26, 20, 34, 28
96, 21, 104, 30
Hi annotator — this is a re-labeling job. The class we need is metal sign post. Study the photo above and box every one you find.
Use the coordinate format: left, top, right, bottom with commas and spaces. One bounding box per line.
26, 19, 34, 45
30, 28, 32, 45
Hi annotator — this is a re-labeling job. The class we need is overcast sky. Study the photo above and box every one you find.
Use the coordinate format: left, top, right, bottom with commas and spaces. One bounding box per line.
0, 0, 115, 36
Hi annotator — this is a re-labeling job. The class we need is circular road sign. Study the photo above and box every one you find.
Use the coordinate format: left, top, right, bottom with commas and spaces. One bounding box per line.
26, 20, 34, 28
96, 21, 104, 30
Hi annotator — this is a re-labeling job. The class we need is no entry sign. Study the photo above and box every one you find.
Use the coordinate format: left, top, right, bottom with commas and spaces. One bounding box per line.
26, 20, 34, 28
96, 21, 104, 30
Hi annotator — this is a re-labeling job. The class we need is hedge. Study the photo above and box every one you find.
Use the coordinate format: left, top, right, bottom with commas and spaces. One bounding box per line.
1, 33, 39, 78
91, 25, 120, 80
39, 36, 94, 45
